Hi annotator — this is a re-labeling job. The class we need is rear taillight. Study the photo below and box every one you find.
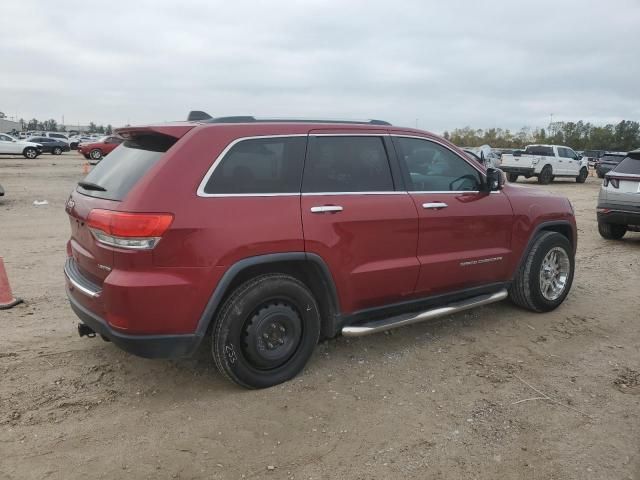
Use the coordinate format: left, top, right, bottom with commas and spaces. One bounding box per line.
87, 209, 173, 250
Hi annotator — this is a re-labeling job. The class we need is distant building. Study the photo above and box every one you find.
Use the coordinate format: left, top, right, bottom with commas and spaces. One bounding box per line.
0, 118, 20, 133
61, 125, 92, 134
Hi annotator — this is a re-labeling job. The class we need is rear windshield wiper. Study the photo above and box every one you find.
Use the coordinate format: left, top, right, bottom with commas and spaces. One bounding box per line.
78, 181, 106, 192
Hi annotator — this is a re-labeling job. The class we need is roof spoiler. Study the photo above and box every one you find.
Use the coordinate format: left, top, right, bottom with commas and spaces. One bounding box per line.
187, 110, 213, 121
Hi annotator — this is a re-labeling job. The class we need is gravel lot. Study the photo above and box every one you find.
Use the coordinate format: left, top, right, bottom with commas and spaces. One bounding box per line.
1, 153, 639, 480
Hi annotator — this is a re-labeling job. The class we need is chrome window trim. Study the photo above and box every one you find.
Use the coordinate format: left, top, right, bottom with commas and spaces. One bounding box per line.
197, 134, 307, 198
302, 191, 406, 196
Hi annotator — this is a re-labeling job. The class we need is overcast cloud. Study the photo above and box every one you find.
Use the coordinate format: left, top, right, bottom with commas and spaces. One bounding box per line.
1, 0, 639, 132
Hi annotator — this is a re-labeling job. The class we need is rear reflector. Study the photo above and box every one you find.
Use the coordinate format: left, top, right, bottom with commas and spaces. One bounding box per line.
87, 209, 173, 250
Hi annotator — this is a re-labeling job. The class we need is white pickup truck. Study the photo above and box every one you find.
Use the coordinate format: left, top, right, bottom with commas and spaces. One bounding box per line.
500, 144, 589, 184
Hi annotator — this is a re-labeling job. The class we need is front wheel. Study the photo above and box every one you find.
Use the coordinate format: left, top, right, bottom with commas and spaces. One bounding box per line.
212, 274, 321, 389
598, 221, 627, 240
576, 167, 588, 183
53, 147, 62, 155
509, 231, 574, 312
538, 166, 553, 184
23, 147, 38, 159
507, 173, 519, 183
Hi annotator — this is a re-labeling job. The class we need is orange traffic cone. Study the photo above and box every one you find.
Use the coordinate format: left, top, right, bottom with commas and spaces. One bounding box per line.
0, 257, 23, 310
82, 162, 89, 174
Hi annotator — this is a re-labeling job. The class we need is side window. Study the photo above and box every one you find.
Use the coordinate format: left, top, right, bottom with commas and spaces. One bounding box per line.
303, 136, 393, 193
393, 137, 482, 192
557, 147, 568, 158
112, 137, 124, 144
0, 134, 11, 141
203, 136, 306, 194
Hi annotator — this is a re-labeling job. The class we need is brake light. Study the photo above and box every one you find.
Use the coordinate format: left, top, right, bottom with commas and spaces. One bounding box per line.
87, 209, 173, 249
610, 178, 620, 189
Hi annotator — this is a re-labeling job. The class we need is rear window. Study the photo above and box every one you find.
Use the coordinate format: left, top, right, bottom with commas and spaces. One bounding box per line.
77, 134, 176, 201
203, 136, 306, 194
524, 146, 554, 157
600, 154, 625, 164
303, 136, 393, 193
612, 157, 640, 175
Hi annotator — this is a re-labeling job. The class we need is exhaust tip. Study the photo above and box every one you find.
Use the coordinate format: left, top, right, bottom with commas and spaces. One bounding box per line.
77, 323, 96, 338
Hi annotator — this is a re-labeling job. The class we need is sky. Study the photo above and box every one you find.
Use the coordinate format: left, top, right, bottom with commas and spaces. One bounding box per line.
1, 0, 639, 133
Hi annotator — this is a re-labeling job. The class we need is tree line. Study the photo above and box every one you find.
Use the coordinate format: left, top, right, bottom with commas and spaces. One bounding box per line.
14, 118, 113, 135
443, 120, 640, 152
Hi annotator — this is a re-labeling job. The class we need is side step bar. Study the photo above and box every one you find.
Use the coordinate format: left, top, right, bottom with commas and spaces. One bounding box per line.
341, 289, 508, 337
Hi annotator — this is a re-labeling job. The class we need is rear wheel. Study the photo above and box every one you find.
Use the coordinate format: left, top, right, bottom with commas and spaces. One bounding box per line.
538, 166, 553, 184
23, 147, 38, 159
597, 171, 605, 179
89, 149, 102, 160
509, 231, 574, 312
598, 221, 627, 240
212, 274, 321, 389
576, 167, 588, 183
53, 147, 62, 155
507, 173, 519, 183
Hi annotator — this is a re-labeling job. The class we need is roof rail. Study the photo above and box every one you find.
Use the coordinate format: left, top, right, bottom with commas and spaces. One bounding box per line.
186, 111, 391, 126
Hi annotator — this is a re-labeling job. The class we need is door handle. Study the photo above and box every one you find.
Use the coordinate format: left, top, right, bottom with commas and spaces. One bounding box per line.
310, 205, 343, 214
422, 202, 448, 210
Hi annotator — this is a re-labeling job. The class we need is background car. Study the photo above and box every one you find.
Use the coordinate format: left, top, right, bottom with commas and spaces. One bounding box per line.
0, 183, 4, 197
596, 152, 627, 178
597, 150, 640, 239
27, 136, 70, 155
0, 133, 43, 158
583, 149, 605, 168
76, 135, 124, 161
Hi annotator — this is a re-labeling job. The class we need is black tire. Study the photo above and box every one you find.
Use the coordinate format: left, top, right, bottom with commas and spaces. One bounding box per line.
598, 221, 627, 240
597, 171, 604, 179
212, 274, 321, 389
53, 147, 62, 155
89, 149, 102, 160
537, 166, 553, 184
507, 173, 519, 183
23, 147, 38, 159
509, 231, 574, 312
576, 167, 588, 183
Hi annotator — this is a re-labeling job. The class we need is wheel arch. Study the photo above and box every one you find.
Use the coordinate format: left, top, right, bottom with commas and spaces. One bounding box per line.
513, 220, 576, 279
194, 253, 341, 343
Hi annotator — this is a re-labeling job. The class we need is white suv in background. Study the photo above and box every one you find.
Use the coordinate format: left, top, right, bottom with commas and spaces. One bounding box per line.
0, 134, 43, 158
500, 144, 589, 184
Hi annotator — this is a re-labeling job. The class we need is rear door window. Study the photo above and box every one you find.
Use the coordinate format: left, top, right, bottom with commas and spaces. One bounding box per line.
202, 136, 306, 195
77, 134, 176, 201
303, 136, 394, 192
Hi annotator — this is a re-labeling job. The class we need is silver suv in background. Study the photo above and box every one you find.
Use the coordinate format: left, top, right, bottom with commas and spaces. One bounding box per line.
597, 149, 640, 239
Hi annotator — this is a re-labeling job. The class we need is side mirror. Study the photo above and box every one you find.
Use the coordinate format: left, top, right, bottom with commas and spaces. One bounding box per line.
485, 168, 505, 191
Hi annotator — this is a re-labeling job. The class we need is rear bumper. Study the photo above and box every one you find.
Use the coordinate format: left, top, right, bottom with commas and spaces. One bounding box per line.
597, 203, 640, 226
66, 286, 202, 358
64, 257, 206, 358
500, 166, 535, 176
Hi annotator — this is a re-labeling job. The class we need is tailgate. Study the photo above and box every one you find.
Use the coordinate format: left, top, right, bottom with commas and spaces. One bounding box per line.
66, 190, 119, 284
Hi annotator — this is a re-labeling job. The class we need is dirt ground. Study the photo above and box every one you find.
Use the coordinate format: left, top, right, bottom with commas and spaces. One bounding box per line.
1, 152, 639, 480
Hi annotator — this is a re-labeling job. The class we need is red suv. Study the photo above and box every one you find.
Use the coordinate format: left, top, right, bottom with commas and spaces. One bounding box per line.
65, 114, 577, 388
77, 135, 124, 161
